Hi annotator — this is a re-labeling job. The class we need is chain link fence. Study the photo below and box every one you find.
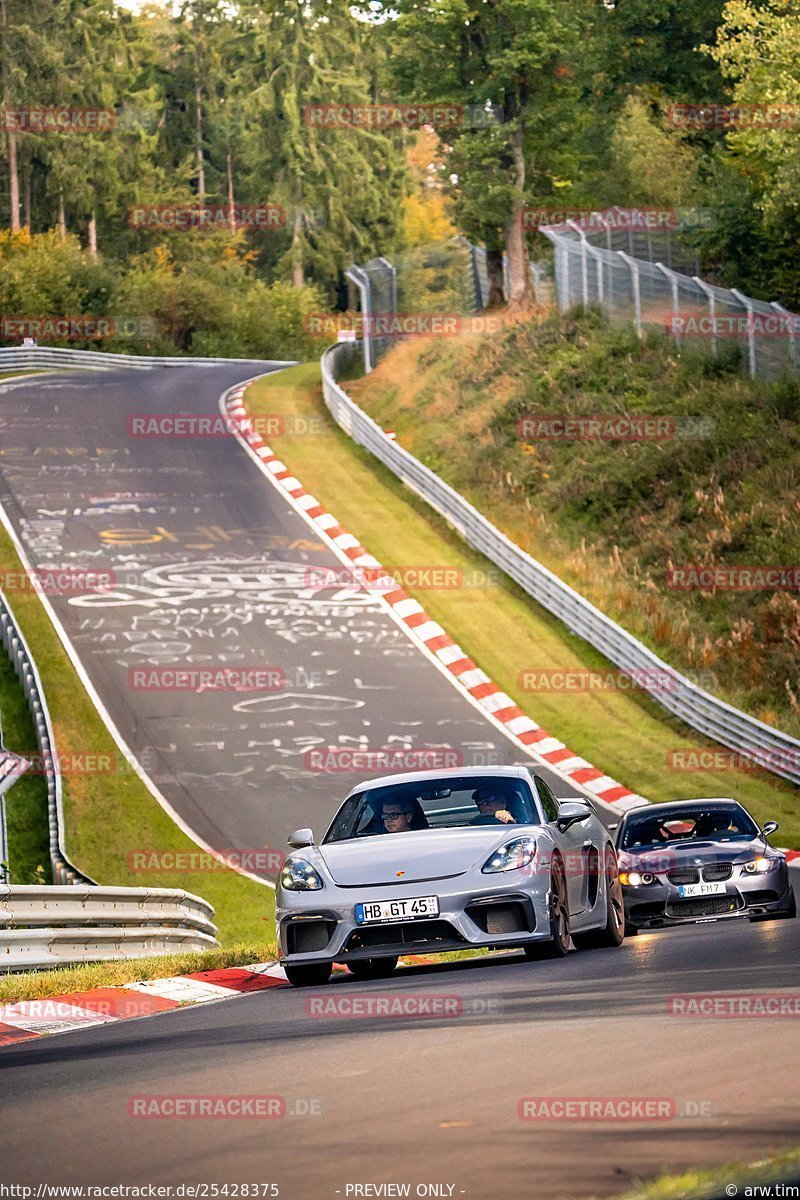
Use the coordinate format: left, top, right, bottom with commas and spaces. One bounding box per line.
346, 239, 555, 373
539, 207, 798, 382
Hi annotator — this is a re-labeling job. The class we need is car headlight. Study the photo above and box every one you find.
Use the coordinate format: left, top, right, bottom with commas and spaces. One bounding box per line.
482, 836, 537, 874
280, 858, 324, 890
619, 871, 656, 887
741, 857, 779, 875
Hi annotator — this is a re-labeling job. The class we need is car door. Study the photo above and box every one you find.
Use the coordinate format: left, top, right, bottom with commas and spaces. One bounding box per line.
534, 775, 590, 915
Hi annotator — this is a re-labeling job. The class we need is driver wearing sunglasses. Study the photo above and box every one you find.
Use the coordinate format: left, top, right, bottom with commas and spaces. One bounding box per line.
470, 787, 516, 825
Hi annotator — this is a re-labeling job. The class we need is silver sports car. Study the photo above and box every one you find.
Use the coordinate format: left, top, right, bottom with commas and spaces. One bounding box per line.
615, 797, 796, 933
276, 765, 624, 986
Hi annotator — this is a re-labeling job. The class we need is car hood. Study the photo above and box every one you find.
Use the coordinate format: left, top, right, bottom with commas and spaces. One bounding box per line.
319, 827, 529, 886
619, 839, 771, 870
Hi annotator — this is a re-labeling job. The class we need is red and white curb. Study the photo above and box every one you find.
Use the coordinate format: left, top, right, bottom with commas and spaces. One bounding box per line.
223, 380, 644, 812
0, 957, 442, 1048
0, 963, 289, 1047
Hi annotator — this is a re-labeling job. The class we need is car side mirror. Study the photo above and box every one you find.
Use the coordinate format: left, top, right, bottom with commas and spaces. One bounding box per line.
556, 800, 592, 831
760, 820, 779, 838
288, 827, 315, 849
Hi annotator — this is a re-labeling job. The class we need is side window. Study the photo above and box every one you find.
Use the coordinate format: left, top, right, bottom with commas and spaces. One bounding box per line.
534, 775, 559, 823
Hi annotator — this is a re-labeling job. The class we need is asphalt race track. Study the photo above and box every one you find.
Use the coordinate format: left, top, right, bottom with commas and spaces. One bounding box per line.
0, 908, 798, 1196
0, 367, 798, 1200
0, 367, 577, 873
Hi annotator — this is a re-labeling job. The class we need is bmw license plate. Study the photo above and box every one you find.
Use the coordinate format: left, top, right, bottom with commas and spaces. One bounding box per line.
355, 896, 439, 925
677, 881, 727, 898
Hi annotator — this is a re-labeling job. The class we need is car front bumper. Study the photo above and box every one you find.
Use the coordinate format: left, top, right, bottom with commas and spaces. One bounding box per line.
277, 875, 553, 964
621, 866, 793, 929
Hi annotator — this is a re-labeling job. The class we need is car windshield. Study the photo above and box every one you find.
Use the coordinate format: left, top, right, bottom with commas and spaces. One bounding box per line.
323, 775, 539, 843
620, 804, 758, 850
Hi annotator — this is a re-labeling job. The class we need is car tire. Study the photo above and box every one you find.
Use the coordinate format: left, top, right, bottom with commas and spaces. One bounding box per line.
346, 957, 399, 979
284, 962, 333, 988
572, 847, 625, 949
525, 858, 570, 959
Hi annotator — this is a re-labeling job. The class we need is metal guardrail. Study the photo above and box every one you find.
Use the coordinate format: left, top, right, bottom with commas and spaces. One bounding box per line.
0, 590, 94, 885
320, 342, 800, 788
0, 885, 218, 971
0, 346, 298, 372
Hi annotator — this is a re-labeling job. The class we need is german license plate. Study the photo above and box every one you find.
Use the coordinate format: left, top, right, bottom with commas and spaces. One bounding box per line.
678, 881, 726, 898
355, 896, 439, 925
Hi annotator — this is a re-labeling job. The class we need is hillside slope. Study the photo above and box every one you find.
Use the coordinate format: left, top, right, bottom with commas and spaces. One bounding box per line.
349, 313, 800, 739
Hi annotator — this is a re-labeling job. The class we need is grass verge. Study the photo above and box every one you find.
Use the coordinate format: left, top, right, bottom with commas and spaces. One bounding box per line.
0, 648, 51, 884
245, 363, 799, 844
0, 520, 275, 944
0, 941, 278, 1004
610, 1145, 800, 1200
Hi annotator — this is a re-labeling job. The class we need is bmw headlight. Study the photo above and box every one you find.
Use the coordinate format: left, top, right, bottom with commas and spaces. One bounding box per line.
280, 858, 324, 891
741, 857, 779, 875
482, 836, 537, 874
619, 871, 656, 887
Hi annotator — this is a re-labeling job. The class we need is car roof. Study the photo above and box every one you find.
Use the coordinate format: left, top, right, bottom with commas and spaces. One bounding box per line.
345, 765, 533, 796
622, 798, 740, 820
